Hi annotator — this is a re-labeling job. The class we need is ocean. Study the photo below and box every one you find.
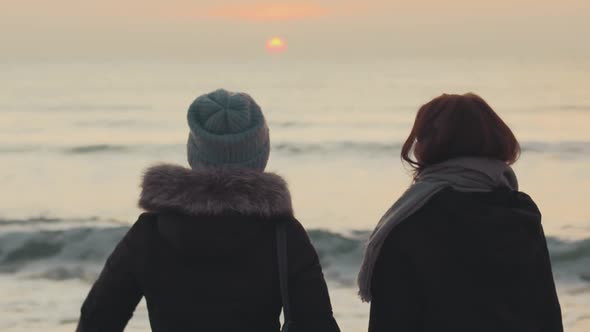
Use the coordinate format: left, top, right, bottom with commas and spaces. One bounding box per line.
1, 57, 589, 331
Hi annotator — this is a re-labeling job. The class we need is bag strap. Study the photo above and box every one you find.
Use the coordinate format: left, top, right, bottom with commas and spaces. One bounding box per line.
276, 221, 295, 331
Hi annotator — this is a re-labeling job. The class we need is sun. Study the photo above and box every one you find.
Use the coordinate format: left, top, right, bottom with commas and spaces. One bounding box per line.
266, 37, 287, 53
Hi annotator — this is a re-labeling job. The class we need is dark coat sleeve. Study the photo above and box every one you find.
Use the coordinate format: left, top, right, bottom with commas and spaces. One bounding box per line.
522, 194, 563, 332
537, 226, 564, 332
286, 219, 341, 332
369, 231, 422, 332
76, 215, 150, 332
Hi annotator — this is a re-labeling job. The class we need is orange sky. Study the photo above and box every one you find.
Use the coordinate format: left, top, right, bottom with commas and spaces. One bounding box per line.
2, 0, 589, 59
5, 0, 590, 21
204, 3, 330, 21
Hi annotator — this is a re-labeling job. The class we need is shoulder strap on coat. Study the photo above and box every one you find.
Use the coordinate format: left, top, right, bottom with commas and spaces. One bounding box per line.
276, 221, 295, 332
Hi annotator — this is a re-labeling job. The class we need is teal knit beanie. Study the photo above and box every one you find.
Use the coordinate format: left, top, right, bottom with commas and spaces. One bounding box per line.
187, 89, 270, 171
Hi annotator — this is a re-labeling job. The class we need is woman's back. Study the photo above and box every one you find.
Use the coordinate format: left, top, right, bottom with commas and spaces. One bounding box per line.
78, 165, 340, 332
76, 89, 340, 332
363, 93, 562, 331
133, 213, 282, 331
370, 188, 562, 332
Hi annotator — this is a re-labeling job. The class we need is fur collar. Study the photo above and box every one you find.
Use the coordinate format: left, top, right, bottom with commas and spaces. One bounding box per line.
139, 164, 293, 218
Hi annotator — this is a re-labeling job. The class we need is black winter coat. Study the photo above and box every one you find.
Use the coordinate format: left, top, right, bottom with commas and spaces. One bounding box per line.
369, 188, 563, 332
77, 164, 340, 332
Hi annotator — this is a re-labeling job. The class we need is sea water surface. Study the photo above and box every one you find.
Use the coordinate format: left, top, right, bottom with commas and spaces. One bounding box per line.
1, 57, 589, 331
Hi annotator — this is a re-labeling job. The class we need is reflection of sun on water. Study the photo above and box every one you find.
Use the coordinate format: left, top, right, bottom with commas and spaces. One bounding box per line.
266, 37, 287, 53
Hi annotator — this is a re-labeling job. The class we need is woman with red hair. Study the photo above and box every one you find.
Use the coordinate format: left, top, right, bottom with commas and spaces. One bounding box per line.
359, 93, 563, 332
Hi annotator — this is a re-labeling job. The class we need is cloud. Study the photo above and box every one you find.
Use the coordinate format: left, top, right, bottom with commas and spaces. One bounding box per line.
204, 2, 330, 21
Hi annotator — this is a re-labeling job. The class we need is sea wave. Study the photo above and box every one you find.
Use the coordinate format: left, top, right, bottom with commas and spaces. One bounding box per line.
12, 104, 153, 112
0, 145, 41, 153
522, 141, 590, 155
1, 141, 590, 157
0, 219, 589, 284
557, 105, 590, 112
64, 144, 130, 154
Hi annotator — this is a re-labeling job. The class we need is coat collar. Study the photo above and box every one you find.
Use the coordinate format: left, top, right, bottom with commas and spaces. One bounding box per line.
139, 164, 293, 218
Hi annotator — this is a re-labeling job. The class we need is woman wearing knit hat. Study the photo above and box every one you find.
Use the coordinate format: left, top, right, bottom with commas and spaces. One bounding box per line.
360, 93, 562, 332
76, 89, 340, 332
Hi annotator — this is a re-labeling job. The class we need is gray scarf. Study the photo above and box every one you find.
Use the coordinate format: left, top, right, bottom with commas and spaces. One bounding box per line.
357, 157, 518, 302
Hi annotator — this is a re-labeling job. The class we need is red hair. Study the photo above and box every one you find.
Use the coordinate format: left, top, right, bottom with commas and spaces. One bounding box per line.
401, 93, 520, 177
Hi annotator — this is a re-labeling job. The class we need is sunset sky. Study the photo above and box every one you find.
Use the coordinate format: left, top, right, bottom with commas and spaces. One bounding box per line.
2, 0, 589, 59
